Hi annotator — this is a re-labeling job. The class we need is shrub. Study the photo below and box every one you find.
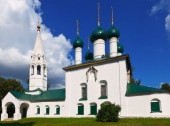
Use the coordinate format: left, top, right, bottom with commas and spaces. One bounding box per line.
96, 102, 121, 122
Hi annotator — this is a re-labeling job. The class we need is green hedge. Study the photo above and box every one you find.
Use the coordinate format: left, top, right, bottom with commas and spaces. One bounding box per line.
96, 102, 121, 122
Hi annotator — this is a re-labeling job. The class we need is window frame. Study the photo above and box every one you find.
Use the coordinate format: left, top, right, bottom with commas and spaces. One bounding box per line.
150, 99, 161, 113
99, 80, 107, 99
79, 83, 87, 101
55, 105, 60, 115
36, 106, 40, 114
77, 104, 84, 115
90, 103, 97, 115
45, 105, 50, 115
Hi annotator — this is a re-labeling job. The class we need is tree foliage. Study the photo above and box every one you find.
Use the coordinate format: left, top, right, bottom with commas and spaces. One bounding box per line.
96, 102, 121, 122
0, 76, 25, 115
161, 83, 170, 92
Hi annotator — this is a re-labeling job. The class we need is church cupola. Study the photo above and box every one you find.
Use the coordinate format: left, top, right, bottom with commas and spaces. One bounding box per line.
107, 7, 120, 57
29, 22, 47, 91
85, 39, 93, 61
117, 42, 124, 55
90, 3, 106, 59
73, 20, 83, 65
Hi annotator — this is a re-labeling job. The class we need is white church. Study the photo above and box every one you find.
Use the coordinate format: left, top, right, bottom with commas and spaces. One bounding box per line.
1, 5, 170, 121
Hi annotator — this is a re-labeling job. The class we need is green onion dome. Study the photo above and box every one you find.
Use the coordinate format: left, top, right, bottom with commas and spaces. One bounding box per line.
117, 43, 124, 53
85, 50, 93, 61
90, 26, 107, 42
73, 36, 84, 49
107, 26, 120, 39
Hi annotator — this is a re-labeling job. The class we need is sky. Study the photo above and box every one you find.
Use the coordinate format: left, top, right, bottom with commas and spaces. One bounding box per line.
0, 0, 170, 89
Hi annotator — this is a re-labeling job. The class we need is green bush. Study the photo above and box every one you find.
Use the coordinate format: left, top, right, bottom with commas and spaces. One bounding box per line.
96, 102, 121, 122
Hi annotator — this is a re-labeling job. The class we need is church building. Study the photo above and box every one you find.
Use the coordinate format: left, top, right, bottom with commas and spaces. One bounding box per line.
1, 4, 170, 121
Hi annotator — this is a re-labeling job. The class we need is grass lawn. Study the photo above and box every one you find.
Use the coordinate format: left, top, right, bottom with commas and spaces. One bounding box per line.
1, 118, 170, 126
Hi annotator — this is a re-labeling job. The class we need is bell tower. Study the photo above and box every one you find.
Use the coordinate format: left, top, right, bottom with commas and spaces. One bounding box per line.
29, 23, 47, 91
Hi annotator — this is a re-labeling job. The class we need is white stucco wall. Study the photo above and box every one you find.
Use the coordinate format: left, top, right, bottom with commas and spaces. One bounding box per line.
65, 59, 128, 117
27, 101, 66, 118
125, 93, 170, 117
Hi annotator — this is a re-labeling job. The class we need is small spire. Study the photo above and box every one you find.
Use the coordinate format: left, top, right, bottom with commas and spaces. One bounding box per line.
87, 38, 90, 50
111, 6, 113, 25
76, 20, 79, 36
37, 20, 41, 32
97, 2, 100, 26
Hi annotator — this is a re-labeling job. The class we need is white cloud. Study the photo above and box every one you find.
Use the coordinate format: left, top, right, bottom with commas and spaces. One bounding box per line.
0, 0, 72, 88
165, 14, 170, 32
150, 0, 170, 14
150, 0, 170, 36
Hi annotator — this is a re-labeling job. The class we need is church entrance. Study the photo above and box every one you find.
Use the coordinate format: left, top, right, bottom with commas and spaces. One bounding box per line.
6, 103, 15, 118
20, 103, 29, 118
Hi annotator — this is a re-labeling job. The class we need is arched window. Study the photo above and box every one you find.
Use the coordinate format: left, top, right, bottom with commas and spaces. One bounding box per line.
31, 65, 34, 75
36, 106, 40, 114
99, 80, 107, 99
43, 66, 46, 77
45, 105, 50, 115
90, 103, 97, 115
37, 65, 41, 75
77, 103, 84, 115
55, 105, 60, 115
151, 99, 161, 112
38, 57, 40, 60
80, 83, 87, 100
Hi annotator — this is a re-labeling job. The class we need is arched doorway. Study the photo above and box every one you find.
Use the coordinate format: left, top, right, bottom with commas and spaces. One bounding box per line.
20, 103, 29, 118
6, 102, 15, 118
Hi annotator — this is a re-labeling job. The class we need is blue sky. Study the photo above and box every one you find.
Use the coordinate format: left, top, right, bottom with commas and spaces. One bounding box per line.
0, 0, 170, 89
40, 0, 170, 88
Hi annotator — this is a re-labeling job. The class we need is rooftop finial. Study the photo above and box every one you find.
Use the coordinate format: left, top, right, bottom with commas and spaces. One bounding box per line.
97, 2, 100, 26
76, 20, 79, 35
37, 20, 41, 32
111, 6, 113, 25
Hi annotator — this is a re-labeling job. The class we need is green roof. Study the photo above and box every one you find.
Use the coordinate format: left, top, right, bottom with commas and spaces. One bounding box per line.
90, 26, 107, 42
126, 83, 168, 96
117, 43, 124, 53
107, 25, 120, 39
10, 88, 65, 102
73, 36, 84, 49
85, 50, 93, 61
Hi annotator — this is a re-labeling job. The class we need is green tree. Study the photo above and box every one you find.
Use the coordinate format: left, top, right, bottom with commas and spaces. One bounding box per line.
161, 83, 170, 92
0, 77, 25, 117
96, 102, 121, 122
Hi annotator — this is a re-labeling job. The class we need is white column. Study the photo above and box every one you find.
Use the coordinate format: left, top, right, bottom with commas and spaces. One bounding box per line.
75, 47, 82, 65
94, 39, 105, 59
14, 107, 21, 120
34, 65, 37, 75
1, 107, 8, 121
109, 37, 118, 57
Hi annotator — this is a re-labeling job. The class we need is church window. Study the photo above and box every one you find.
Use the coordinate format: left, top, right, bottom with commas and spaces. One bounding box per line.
151, 99, 161, 113
80, 83, 87, 100
55, 105, 60, 115
82, 87, 87, 99
36, 106, 40, 114
31, 65, 34, 75
99, 80, 107, 99
38, 57, 40, 60
37, 65, 41, 75
45, 105, 50, 115
90, 103, 97, 115
77, 103, 84, 115
101, 85, 107, 97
